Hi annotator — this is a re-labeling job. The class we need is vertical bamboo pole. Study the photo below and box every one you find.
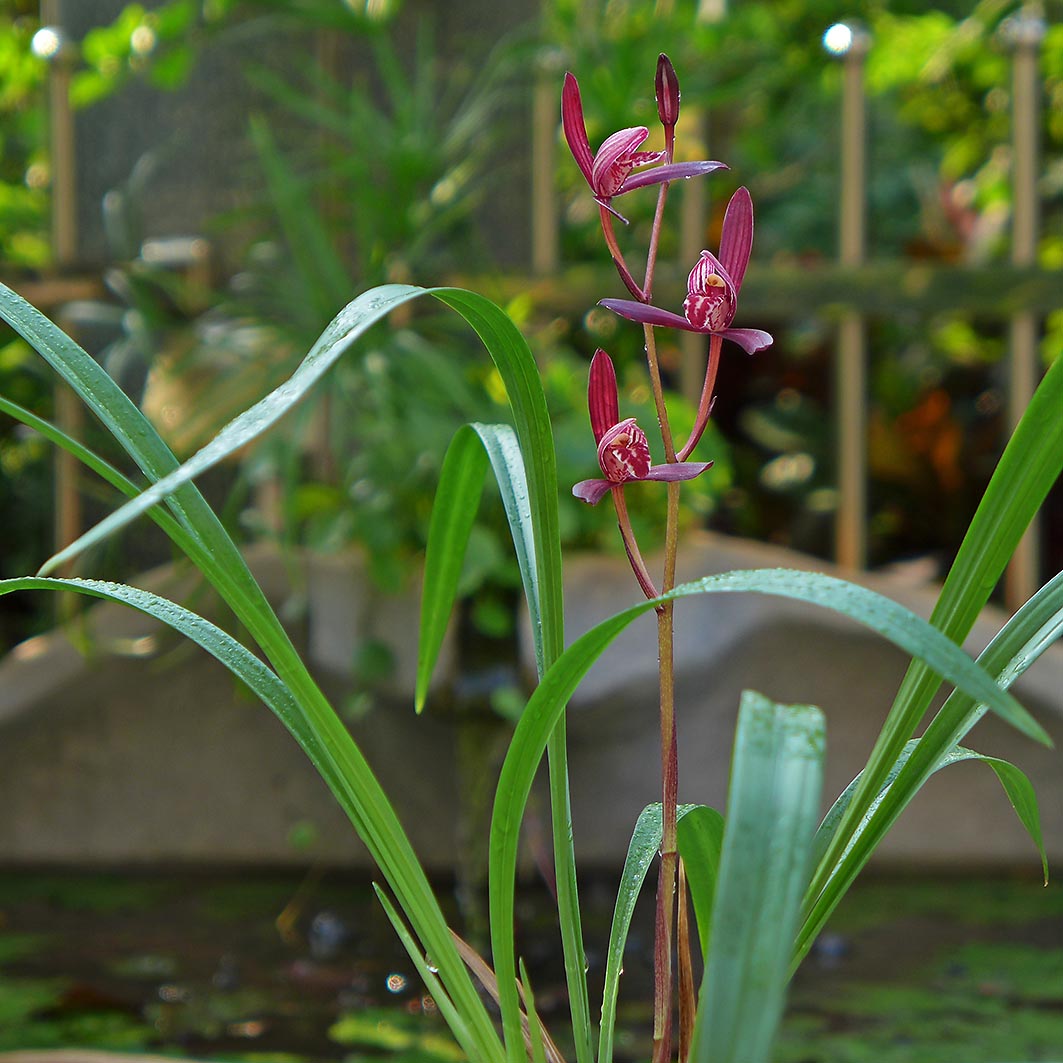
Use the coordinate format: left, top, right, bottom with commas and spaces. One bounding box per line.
1003, 9, 1044, 611
531, 52, 560, 277
827, 23, 870, 572
39, 2, 82, 563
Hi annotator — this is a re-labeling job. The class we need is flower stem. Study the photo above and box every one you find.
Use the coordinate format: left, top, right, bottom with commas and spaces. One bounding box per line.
677, 332, 723, 461
644, 181, 671, 300
610, 485, 659, 601
651, 475, 681, 1063
598, 205, 646, 301
643, 325, 676, 462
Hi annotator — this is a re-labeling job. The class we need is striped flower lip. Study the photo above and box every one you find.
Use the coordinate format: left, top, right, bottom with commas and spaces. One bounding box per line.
572, 350, 712, 505
599, 186, 774, 354
562, 72, 727, 222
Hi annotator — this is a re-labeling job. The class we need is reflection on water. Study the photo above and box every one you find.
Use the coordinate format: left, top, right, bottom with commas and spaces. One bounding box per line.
0, 871, 1059, 1062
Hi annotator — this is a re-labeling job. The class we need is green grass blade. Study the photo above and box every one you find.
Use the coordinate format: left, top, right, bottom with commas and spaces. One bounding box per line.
417, 421, 543, 713
37, 283, 433, 576
810, 352, 1063, 893
372, 885, 479, 1063
676, 805, 725, 961
519, 960, 549, 1063
416, 425, 489, 713
691, 692, 824, 1063
797, 569, 1063, 964
598, 802, 703, 1063
0, 577, 310, 748
469, 422, 543, 678
0, 395, 192, 552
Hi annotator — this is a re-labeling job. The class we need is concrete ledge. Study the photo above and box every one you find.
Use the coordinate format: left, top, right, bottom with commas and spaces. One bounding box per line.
0, 535, 1059, 870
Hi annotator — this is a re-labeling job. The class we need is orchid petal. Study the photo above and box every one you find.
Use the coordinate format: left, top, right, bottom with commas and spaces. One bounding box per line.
588, 349, 620, 445
599, 299, 693, 331
687, 249, 738, 301
573, 477, 615, 506
592, 127, 652, 197
720, 328, 773, 354
718, 186, 754, 294
562, 73, 594, 185
619, 160, 728, 194
643, 461, 713, 483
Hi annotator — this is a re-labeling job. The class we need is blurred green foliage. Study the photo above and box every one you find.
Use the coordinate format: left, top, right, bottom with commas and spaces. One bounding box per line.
1, 0, 1059, 649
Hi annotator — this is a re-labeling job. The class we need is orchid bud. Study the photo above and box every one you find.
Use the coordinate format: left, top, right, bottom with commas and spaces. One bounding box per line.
655, 53, 680, 129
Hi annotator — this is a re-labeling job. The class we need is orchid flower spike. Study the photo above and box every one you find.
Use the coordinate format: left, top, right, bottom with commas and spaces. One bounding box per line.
562, 71, 726, 223
599, 187, 773, 354
573, 350, 712, 505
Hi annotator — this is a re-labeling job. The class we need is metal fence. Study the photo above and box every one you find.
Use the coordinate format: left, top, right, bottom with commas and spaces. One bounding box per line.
29, 9, 1060, 610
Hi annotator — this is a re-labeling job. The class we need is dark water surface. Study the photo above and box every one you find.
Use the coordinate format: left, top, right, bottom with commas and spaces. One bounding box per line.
0, 871, 1061, 1062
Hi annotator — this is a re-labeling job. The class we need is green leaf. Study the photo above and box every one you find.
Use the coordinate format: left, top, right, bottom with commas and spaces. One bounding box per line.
469, 423, 542, 679
691, 692, 825, 1063
372, 885, 476, 1063
0, 394, 192, 554
417, 426, 489, 713
797, 567, 1063, 965
416, 422, 542, 713
36, 284, 432, 576
0, 577, 309, 752
598, 802, 704, 1063
676, 805, 725, 960
810, 352, 1063, 897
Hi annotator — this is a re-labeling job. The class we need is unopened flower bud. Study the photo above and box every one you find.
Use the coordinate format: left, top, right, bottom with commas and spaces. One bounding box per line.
655, 53, 680, 129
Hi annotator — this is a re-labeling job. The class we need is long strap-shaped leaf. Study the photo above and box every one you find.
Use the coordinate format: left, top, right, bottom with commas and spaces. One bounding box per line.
796, 567, 1063, 964
810, 352, 1063, 893
417, 422, 540, 712
488, 565, 1046, 1063
691, 692, 824, 1063
416, 418, 591, 1063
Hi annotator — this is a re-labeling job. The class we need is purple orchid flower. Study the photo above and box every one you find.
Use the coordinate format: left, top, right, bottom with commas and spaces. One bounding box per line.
562, 72, 726, 222
599, 186, 773, 354
573, 350, 712, 506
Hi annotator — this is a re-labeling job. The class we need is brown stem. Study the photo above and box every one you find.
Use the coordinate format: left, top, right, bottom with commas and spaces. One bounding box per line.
644, 325, 677, 462
651, 477, 681, 1063
610, 485, 659, 600
677, 333, 723, 461
598, 204, 646, 301
644, 180, 671, 300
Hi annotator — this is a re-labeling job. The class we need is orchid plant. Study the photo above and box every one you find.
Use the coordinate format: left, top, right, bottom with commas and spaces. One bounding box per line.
0, 52, 1061, 1063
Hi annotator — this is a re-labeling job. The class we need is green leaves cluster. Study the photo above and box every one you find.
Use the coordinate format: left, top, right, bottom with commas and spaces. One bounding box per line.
1, 279, 1059, 1063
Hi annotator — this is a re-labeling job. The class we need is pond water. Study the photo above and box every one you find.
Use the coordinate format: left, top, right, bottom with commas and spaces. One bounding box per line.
0, 871, 1061, 1062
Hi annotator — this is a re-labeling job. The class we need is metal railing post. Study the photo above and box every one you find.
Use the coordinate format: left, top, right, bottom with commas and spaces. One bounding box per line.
1002, 8, 1045, 611
824, 22, 871, 571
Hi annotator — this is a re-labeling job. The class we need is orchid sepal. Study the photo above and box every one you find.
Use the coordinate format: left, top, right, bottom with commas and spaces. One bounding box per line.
619, 160, 728, 194
572, 460, 713, 506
